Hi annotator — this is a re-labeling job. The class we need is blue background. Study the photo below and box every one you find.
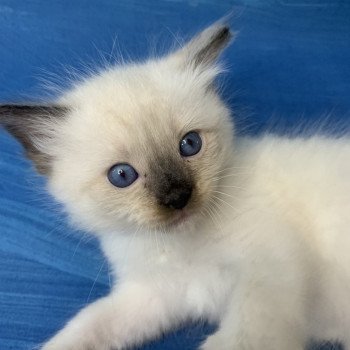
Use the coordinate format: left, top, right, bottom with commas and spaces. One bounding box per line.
0, 1, 349, 349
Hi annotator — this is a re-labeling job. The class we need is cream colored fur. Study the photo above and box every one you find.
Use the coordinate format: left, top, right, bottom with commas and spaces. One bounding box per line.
11, 23, 350, 349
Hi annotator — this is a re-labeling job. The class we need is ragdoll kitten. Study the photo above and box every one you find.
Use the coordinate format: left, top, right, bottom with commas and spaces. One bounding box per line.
1, 22, 350, 350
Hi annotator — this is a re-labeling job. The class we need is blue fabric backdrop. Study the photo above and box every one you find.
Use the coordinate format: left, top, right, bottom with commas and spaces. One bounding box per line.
0, 1, 349, 349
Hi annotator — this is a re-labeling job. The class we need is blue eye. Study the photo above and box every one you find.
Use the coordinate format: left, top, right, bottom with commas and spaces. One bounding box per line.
180, 131, 202, 157
108, 163, 138, 188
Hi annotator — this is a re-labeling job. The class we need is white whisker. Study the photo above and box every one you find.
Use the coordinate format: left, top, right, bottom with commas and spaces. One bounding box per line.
212, 190, 236, 199
216, 184, 246, 190
212, 172, 252, 181
212, 194, 241, 213
86, 261, 105, 304
207, 200, 225, 237
215, 166, 252, 175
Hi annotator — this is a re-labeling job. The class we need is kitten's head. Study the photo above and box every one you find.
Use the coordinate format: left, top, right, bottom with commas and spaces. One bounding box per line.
0, 23, 234, 234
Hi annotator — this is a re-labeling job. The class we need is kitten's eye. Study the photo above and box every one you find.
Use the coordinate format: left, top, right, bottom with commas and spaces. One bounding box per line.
180, 131, 202, 157
108, 163, 138, 188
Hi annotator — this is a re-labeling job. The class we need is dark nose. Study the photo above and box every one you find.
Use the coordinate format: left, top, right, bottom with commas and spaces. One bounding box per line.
162, 187, 192, 210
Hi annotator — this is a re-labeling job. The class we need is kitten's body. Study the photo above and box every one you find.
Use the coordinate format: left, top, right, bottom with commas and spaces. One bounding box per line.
99, 136, 350, 350
1, 23, 350, 349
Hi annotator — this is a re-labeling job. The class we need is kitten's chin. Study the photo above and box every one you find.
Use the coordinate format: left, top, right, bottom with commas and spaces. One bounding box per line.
162, 209, 199, 232
169, 210, 190, 227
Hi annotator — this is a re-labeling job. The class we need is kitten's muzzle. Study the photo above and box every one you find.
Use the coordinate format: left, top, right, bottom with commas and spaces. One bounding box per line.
149, 156, 194, 211
160, 185, 193, 210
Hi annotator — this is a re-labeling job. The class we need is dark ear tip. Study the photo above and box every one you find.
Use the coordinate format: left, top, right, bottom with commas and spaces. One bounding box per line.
218, 26, 232, 42
0, 104, 67, 175
220, 26, 230, 37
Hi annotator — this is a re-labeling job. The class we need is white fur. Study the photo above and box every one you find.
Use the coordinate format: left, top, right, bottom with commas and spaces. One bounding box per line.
35, 24, 350, 349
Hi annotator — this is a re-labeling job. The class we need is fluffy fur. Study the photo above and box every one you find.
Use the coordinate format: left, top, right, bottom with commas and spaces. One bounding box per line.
1, 22, 350, 350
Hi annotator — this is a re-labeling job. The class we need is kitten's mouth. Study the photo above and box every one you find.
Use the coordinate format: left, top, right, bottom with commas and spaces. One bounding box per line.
168, 210, 191, 227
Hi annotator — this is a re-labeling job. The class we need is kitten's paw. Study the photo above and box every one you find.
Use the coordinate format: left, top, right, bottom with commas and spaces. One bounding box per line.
40, 329, 125, 350
201, 335, 305, 350
41, 338, 80, 350
200, 334, 230, 350
41, 334, 114, 350
41, 338, 87, 350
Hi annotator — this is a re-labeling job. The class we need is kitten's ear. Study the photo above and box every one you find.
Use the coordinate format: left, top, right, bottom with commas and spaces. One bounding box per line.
170, 22, 234, 72
0, 104, 67, 175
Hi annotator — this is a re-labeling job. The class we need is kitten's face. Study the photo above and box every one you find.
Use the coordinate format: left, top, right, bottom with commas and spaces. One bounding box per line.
50, 62, 234, 233
1, 24, 234, 234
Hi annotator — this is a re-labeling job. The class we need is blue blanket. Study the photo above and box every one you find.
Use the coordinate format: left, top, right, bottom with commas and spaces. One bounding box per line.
0, 1, 349, 349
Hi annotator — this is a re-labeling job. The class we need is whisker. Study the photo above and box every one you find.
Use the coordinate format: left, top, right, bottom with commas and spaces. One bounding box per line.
202, 206, 218, 229
108, 265, 112, 289
159, 225, 168, 253
212, 172, 252, 181
216, 184, 246, 190
120, 224, 142, 267
154, 228, 161, 256
206, 199, 225, 237
212, 190, 236, 199
212, 194, 241, 213
215, 166, 252, 174
86, 260, 105, 304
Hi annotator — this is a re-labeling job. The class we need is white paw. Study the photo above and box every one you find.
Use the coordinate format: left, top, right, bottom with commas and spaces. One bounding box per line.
41, 337, 87, 350
200, 334, 231, 350
41, 333, 112, 350
200, 336, 219, 350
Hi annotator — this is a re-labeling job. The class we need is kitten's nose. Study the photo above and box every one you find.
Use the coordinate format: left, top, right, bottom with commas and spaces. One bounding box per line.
162, 187, 192, 210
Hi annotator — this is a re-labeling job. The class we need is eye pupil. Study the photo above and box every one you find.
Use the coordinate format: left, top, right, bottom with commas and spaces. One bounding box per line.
180, 131, 202, 157
108, 163, 138, 188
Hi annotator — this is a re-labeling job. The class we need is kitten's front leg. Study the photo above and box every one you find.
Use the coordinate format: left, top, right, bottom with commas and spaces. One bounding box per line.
41, 282, 181, 350
201, 279, 307, 350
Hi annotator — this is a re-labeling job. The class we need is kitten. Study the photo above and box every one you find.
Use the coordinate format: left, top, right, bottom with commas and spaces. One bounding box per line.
1, 22, 350, 350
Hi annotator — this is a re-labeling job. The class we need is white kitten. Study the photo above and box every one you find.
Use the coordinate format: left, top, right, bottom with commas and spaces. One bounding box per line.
1, 22, 350, 350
